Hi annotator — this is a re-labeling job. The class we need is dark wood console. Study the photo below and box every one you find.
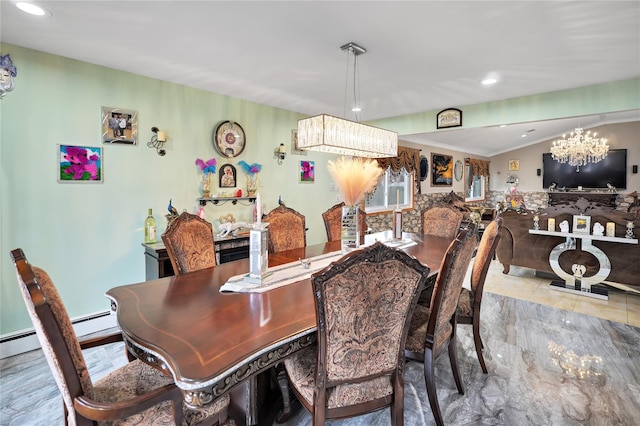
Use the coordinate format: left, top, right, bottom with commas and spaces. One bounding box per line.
547, 192, 617, 208
142, 235, 250, 280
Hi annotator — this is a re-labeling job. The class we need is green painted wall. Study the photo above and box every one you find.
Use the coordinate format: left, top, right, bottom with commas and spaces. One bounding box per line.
0, 44, 339, 334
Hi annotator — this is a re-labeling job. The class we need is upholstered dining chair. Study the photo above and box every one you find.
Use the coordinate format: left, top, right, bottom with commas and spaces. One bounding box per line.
263, 205, 306, 253
9, 248, 230, 426
283, 242, 430, 425
321, 202, 367, 245
421, 204, 464, 240
162, 211, 216, 275
457, 217, 503, 373
404, 224, 477, 426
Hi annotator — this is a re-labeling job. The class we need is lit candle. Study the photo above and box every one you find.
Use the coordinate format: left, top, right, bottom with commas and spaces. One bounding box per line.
548, 218, 555, 231
606, 222, 615, 237
256, 193, 261, 225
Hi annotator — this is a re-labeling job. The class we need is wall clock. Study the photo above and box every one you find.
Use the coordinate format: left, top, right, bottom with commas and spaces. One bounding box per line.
213, 121, 245, 158
454, 160, 463, 181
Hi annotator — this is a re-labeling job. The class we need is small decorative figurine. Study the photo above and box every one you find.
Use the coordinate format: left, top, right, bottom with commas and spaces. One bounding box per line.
592, 222, 604, 236
533, 215, 540, 230
559, 220, 570, 233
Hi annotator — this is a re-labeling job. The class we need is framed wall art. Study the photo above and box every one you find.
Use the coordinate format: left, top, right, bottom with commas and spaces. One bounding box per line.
572, 214, 591, 235
509, 159, 520, 171
299, 160, 315, 183
291, 129, 307, 155
431, 153, 453, 186
101, 106, 138, 145
58, 144, 103, 183
219, 164, 237, 188
436, 108, 462, 129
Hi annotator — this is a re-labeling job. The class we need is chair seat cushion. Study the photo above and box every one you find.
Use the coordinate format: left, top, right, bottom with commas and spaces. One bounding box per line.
284, 345, 392, 410
94, 359, 229, 425
457, 287, 474, 318
405, 305, 452, 354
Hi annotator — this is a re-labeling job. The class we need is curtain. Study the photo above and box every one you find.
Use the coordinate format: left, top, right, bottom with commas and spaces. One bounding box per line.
465, 157, 491, 193
376, 146, 421, 194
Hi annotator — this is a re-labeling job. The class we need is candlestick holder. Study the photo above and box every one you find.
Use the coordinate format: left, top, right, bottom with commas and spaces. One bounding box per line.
245, 226, 269, 285
341, 205, 360, 254
393, 208, 403, 240
626, 221, 635, 239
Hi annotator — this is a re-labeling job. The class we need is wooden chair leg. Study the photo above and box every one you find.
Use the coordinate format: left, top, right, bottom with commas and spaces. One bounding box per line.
274, 363, 293, 423
424, 348, 444, 426
447, 337, 465, 395
473, 320, 488, 373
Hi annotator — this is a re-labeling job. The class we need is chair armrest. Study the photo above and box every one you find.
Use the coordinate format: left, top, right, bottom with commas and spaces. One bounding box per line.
79, 331, 124, 350
74, 383, 182, 421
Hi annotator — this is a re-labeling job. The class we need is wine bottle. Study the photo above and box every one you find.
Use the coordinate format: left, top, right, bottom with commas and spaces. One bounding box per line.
144, 208, 157, 244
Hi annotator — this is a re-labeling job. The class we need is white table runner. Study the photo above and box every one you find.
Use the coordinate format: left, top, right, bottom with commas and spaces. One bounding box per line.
220, 251, 343, 293
219, 238, 417, 294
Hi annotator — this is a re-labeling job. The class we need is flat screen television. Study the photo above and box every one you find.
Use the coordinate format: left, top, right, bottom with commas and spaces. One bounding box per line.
542, 148, 627, 189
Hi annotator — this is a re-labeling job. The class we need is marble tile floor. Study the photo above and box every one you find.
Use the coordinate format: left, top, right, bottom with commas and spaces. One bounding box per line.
1, 260, 639, 425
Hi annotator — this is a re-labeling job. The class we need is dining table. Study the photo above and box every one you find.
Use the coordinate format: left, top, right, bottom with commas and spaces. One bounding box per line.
106, 231, 453, 425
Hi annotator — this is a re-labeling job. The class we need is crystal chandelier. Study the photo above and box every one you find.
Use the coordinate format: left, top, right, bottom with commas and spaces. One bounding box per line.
296, 42, 398, 158
550, 128, 609, 171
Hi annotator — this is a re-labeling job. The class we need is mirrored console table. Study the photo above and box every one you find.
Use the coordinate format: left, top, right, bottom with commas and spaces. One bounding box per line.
529, 229, 638, 300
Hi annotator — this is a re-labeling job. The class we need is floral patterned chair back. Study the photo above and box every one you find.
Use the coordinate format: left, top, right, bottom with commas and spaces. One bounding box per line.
283, 242, 430, 424
421, 204, 464, 240
263, 205, 306, 253
404, 224, 477, 426
10, 248, 231, 425
321, 202, 367, 245
162, 212, 216, 275
457, 217, 503, 373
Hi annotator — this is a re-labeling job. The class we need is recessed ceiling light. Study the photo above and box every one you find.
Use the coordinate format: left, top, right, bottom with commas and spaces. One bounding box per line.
521, 134, 527, 138
351, 107, 362, 112
481, 78, 497, 86
499, 124, 507, 128
16, 2, 50, 16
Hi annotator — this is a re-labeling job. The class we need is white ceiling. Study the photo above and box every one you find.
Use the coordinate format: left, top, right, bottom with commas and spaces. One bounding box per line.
2, 1, 639, 156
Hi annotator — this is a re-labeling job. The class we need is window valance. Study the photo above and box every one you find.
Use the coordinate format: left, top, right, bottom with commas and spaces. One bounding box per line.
376, 146, 421, 194
466, 158, 491, 177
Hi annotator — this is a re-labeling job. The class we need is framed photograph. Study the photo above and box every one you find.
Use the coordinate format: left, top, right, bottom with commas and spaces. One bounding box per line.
299, 160, 315, 183
291, 129, 307, 155
572, 214, 591, 235
431, 153, 453, 186
509, 159, 520, 171
58, 144, 103, 183
436, 108, 462, 129
219, 164, 237, 188
101, 106, 138, 145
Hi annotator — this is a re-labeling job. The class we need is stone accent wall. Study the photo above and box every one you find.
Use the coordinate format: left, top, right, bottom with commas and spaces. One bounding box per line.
366, 190, 635, 234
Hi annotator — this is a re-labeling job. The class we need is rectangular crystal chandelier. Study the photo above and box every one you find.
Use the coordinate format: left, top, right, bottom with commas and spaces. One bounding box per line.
296, 114, 398, 158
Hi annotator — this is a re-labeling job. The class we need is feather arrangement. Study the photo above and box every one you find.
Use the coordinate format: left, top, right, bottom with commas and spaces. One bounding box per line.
238, 160, 262, 175
327, 157, 383, 206
195, 158, 216, 175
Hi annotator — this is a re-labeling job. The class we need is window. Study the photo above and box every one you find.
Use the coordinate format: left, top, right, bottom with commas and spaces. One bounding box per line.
465, 163, 486, 202
365, 167, 414, 214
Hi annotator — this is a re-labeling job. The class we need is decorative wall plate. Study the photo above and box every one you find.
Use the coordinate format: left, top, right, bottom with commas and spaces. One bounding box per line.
454, 160, 463, 181
214, 121, 245, 158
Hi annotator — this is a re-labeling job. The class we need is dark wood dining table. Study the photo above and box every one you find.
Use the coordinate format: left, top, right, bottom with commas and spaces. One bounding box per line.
106, 232, 452, 425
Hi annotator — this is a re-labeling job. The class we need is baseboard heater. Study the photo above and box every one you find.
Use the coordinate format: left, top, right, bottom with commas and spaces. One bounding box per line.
0, 310, 116, 359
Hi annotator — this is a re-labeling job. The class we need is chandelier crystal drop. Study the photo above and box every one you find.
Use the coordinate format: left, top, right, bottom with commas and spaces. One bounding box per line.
550, 128, 609, 171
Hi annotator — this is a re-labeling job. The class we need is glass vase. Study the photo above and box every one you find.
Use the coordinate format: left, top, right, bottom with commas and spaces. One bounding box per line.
341, 205, 359, 254
247, 175, 258, 196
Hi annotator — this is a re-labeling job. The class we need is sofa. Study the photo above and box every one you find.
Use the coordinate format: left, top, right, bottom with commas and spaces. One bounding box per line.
496, 200, 640, 288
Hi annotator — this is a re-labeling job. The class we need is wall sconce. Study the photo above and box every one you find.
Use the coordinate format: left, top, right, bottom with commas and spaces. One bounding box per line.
275, 143, 286, 165
147, 127, 167, 156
